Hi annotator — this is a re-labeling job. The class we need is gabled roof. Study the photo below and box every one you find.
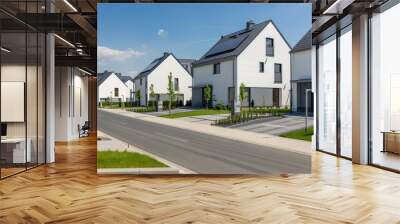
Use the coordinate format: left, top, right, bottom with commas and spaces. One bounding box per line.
97, 71, 133, 86
179, 59, 196, 64
97, 71, 114, 86
134, 53, 191, 80
193, 20, 291, 67
134, 53, 171, 81
120, 75, 133, 83
291, 30, 311, 53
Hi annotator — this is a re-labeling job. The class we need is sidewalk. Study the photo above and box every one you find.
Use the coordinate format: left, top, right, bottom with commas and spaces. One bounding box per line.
100, 109, 312, 156
97, 131, 195, 174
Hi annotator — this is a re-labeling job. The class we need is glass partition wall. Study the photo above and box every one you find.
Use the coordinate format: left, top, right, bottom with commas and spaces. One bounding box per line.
370, 3, 400, 171
317, 34, 337, 155
0, 2, 46, 179
316, 25, 353, 159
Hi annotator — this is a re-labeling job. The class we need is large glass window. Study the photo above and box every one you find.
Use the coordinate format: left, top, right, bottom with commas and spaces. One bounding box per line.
339, 25, 352, 158
266, 38, 274, 56
317, 34, 337, 154
274, 63, 282, 83
0, 2, 46, 179
370, 3, 400, 171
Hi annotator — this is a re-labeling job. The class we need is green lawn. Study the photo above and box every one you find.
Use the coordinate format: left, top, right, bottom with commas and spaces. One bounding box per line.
279, 127, 313, 142
160, 109, 230, 119
97, 151, 167, 168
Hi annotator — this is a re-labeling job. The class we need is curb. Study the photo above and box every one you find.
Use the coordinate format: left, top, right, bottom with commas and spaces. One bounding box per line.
97, 167, 180, 175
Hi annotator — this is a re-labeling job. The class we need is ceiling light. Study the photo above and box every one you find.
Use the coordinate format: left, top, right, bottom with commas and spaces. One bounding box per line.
63, 0, 78, 12
78, 67, 92, 76
54, 34, 75, 48
1, 47, 11, 53
323, 0, 355, 15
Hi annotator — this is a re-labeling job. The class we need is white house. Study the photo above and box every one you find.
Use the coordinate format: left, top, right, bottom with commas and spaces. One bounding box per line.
133, 52, 193, 106
97, 71, 134, 103
290, 30, 313, 113
192, 20, 291, 110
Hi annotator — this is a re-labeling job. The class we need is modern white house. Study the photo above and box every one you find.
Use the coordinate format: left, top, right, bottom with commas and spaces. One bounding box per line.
97, 71, 134, 103
290, 30, 313, 114
133, 52, 193, 106
192, 20, 291, 109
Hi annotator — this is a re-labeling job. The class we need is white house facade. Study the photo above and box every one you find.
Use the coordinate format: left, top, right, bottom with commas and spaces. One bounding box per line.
97, 71, 134, 103
134, 53, 193, 106
192, 20, 291, 109
290, 30, 313, 113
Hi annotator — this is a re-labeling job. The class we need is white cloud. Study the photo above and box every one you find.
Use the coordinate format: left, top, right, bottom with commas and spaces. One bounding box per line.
98, 46, 144, 61
157, 29, 168, 38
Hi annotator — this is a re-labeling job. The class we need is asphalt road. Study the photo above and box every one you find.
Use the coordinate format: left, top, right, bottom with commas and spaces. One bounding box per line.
98, 110, 311, 174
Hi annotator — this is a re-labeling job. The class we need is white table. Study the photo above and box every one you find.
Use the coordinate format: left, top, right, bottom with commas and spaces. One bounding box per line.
1, 138, 31, 163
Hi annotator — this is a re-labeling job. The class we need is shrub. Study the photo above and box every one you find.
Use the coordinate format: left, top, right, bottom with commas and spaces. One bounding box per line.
214, 101, 224, 110
126, 107, 156, 113
148, 100, 157, 108
185, 100, 192, 107
163, 100, 177, 110
214, 106, 289, 126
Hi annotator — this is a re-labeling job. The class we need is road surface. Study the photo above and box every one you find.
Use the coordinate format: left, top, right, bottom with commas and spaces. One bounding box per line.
98, 110, 311, 174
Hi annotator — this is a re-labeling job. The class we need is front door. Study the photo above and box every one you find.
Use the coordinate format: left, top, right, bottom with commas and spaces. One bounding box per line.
273, 88, 280, 107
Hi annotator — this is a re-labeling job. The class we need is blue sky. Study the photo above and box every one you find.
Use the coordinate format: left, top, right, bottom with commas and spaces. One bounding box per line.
98, 3, 311, 77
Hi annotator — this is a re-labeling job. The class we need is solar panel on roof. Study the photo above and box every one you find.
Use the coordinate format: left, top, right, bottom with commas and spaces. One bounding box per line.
141, 59, 161, 73
205, 32, 250, 58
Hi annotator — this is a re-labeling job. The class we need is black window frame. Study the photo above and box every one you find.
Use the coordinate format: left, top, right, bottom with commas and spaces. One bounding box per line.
174, 77, 179, 91
259, 62, 264, 73
274, 63, 282, 83
213, 63, 221, 74
266, 38, 274, 56
114, 88, 119, 97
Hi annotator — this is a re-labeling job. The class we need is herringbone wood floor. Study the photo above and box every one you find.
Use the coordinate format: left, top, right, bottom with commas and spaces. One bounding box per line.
0, 134, 400, 224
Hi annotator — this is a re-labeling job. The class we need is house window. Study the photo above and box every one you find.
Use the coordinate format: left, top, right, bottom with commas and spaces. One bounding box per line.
259, 62, 264, 73
213, 63, 220, 74
114, 88, 119, 97
140, 78, 143, 85
274, 63, 282, 83
266, 38, 274, 56
174, 78, 179, 91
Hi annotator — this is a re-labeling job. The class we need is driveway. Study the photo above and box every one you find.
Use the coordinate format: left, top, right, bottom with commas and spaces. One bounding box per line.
232, 115, 313, 135
98, 110, 310, 174
146, 107, 194, 116
177, 114, 230, 125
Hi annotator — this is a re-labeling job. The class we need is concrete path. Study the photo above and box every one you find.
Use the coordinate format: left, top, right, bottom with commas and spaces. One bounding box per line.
98, 109, 311, 174
146, 107, 194, 116
232, 115, 313, 135
177, 114, 230, 125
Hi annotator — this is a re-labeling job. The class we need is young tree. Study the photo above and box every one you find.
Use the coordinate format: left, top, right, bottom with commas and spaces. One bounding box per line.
167, 73, 176, 115
149, 84, 156, 108
135, 89, 141, 107
239, 83, 247, 113
204, 84, 211, 109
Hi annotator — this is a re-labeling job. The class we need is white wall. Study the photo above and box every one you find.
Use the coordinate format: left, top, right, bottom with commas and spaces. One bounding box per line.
237, 22, 291, 107
139, 55, 192, 106
291, 50, 311, 81
192, 59, 234, 106
55, 67, 89, 141
134, 76, 147, 106
291, 49, 312, 112
125, 80, 134, 101
98, 73, 130, 102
